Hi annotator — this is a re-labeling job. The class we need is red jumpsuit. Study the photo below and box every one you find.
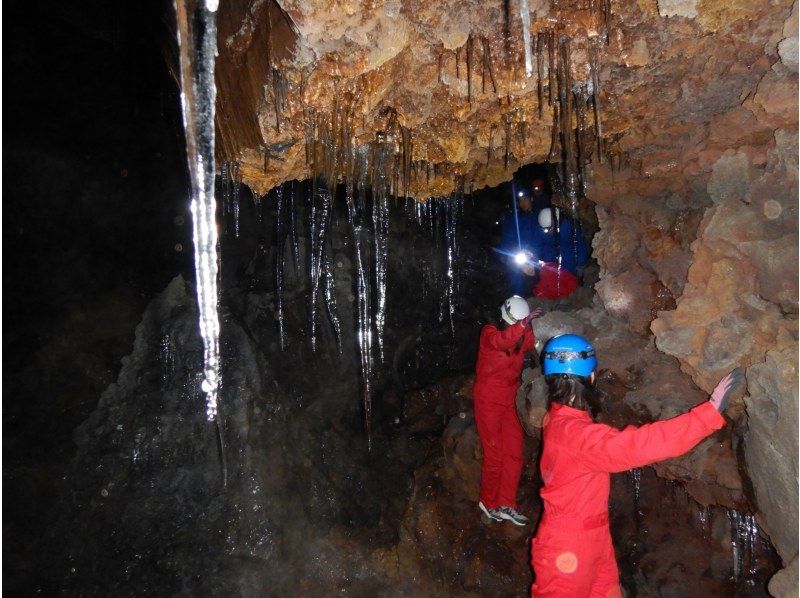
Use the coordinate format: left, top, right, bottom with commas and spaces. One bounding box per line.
474, 322, 534, 510
531, 401, 724, 597
533, 265, 579, 300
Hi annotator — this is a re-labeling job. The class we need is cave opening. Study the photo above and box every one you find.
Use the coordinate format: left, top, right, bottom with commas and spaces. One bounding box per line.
4, 0, 797, 596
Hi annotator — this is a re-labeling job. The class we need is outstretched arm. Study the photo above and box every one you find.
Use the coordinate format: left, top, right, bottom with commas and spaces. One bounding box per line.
576, 371, 741, 473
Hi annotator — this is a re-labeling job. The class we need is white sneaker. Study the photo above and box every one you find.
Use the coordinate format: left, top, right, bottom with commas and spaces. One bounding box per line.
497, 506, 529, 526
478, 501, 503, 521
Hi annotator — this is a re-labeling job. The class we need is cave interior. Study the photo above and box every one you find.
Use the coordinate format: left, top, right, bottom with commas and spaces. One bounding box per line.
3, 0, 798, 596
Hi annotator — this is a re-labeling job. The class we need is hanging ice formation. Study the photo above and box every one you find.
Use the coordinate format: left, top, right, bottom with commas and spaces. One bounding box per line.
372, 132, 392, 362
727, 509, 763, 581
309, 187, 331, 352
275, 184, 286, 350
175, 0, 221, 423
519, 0, 533, 77
289, 181, 300, 272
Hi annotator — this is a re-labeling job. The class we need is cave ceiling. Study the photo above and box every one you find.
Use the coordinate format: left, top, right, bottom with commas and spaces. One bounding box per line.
213, 0, 793, 197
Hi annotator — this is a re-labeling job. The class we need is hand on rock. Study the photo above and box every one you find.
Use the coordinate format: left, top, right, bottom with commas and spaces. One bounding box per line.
709, 368, 744, 412
522, 308, 544, 326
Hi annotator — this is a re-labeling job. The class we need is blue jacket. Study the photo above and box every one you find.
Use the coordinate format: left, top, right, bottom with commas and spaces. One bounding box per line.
500, 210, 539, 256
502, 210, 588, 276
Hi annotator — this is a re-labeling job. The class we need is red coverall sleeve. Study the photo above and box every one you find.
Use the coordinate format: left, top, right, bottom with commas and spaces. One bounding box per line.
576, 402, 725, 473
522, 327, 535, 352
480, 323, 528, 351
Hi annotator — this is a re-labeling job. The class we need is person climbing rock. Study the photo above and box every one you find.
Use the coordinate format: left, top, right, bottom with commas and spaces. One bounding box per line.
530, 200, 588, 300
530, 334, 743, 597
499, 189, 539, 296
475, 295, 544, 526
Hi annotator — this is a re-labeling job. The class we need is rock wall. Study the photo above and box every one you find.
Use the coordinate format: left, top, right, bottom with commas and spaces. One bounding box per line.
586, 2, 798, 591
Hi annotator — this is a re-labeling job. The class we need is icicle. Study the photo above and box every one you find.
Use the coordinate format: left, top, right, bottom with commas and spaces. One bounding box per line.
348, 191, 373, 449
727, 509, 744, 581
231, 161, 242, 238
309, 187, 331, 352
373, 187, 389, 362
175, 0, 221, 424
289, 181, 300, 272
444, 197, 457, 334
323, 254, 342, 353
519, 0, 533, 77
275, 185, 286, 350
220, 161, 230, 216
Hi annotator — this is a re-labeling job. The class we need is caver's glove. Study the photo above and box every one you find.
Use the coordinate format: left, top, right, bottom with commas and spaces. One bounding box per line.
522, 307, 544, 326
709, 368, 744, 412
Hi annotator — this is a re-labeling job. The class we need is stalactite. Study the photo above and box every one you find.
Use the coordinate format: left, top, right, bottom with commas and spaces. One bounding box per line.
537, 31, 546, 118
519, 0, 533, 77
503, 115, 511, 170
483, 37, 498, 95
548, 29, 557, 107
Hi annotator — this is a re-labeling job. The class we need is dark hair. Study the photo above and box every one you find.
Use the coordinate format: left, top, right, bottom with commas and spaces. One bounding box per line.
545, 374, 601, 417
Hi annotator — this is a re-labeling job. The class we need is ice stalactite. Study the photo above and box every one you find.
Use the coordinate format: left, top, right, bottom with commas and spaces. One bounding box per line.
175, 0, 221, 423
220, 161, 230, 216
519, 0, 533, 78
309, 187, 331, 352
275, 184, 286, 350
346, 167, 374, 448
444, 195, 458, 334
289, 181, 300, 273
229, 161, 242, 238
727, 509, 763, 582
372, 133, 392, 362
323, 257, 342, 353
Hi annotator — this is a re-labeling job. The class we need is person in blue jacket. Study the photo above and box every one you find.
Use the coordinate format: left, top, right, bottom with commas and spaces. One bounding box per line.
531, 198, 589, 299
499, 188, 539, 296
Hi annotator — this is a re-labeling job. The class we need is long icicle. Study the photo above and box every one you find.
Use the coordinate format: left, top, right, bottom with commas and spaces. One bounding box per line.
309, 187, 331, 352
289, 180, 300, 272
323, 254, 342, 353
275, 184, 286, 350
175, 0, 226, 487
519, 0, 533, 77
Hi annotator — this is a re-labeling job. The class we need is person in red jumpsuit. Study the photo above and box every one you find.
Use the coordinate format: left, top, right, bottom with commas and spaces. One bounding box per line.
474, 295, 544, 526
531, 333, 743, 597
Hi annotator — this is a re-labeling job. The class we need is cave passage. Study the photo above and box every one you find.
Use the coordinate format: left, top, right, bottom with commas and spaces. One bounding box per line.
4, 0, 796, 596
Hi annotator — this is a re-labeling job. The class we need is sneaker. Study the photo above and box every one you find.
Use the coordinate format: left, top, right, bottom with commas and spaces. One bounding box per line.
478, 501, 503, 522
497, 506, 529, 526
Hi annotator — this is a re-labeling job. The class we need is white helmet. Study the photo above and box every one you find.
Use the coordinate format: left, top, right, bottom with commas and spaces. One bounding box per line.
501, 295, 530, 325
538, 207, 560, 229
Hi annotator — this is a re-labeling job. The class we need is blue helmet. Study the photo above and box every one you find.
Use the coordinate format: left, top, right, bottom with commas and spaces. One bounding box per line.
542, 334, 597, 378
